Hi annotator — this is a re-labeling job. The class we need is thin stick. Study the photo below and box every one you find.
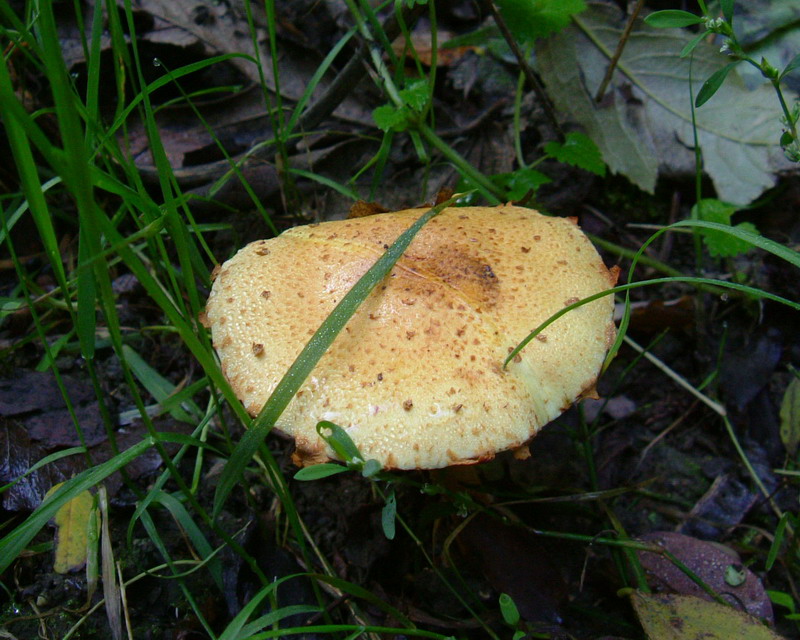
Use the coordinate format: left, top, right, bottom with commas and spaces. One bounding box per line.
622, 334, 727, 416
488, 1, 564, 142
594, 0, 646, 103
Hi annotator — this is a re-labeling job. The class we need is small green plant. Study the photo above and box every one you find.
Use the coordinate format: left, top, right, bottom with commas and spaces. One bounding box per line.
494, 0, 587, 44
365, 0, 604, 205
643, 0, 800, 259
691, 198, 760, 258
498, 593, 526, 640
645, 1, 800, 162
295, 422, 396, 539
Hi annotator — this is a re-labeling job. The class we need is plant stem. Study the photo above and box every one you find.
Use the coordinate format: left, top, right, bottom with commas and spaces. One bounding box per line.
417, 123, 504, 202
488, 1, 564, 142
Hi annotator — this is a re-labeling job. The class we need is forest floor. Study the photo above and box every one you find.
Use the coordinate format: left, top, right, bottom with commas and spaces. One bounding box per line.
1, 1, 800, 639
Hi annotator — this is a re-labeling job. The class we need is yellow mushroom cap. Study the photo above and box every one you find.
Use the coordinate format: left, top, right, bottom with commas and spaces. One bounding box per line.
204, 205, 618, 470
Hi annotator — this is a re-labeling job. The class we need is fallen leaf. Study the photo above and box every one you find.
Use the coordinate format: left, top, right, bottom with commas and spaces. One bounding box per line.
536, 2, 795, 205
0, 370, 108, 448
1, 409, 192, 512
614, 297, 695, 334
638, 531, 773, 623
49, 483, 97, 574
0, 420, 74, 512
393, 30, 475, 67
630, 591, 785, 640
678, 474, 758, 540
720, 329, 783, 411
348, 201, 390, 219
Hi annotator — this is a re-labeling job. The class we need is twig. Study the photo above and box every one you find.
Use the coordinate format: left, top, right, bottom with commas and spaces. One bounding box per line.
622, 334, 727, 417
594, 0, 645, 103
487, 1, 564, 142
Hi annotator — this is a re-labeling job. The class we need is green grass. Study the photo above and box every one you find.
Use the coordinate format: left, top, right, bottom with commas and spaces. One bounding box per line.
1, 0, 799, 638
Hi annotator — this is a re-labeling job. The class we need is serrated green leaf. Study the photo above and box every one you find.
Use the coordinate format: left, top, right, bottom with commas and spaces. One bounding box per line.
495, 0, 586, 43
495, 167, 551, 200
718, 223, 761, 258
692, 199, 760, 257
779, 374, 800, 456
294, 464, 349, 481
544, 131, 605, 175
644, 10, 705, 29
372, 104, 409, 132
456, 167, 551, 203
399, 78, 430, 112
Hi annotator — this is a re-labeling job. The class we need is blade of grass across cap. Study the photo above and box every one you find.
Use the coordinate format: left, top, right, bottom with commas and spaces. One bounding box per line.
504, 276, 800, 368
212, 193, 470, 517
505, 219, 800, 368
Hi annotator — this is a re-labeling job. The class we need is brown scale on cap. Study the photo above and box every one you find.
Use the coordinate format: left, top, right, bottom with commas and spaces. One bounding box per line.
204, 205, 618, 470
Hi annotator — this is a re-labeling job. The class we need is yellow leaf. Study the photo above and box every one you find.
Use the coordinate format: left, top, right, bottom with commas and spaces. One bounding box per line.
50, 484, 96, 574
631, 592, 784, 640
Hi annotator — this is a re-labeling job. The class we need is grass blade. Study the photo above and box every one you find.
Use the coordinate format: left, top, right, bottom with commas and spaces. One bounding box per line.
212, 194, 467, 517
0, 438, 156, 575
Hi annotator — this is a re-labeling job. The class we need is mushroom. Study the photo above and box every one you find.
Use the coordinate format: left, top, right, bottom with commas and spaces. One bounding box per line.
204, 205, 618, 470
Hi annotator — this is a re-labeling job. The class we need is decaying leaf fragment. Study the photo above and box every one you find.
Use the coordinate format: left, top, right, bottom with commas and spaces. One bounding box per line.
49, 483, 97, 574
638, 531, 773, 622
630, 592, 784, 640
